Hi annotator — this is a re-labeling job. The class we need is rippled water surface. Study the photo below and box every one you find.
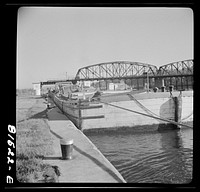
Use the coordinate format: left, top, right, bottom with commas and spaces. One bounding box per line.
85, 126, 193, 183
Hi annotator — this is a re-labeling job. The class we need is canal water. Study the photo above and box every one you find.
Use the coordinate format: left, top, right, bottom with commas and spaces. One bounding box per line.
85, 126, 193, 184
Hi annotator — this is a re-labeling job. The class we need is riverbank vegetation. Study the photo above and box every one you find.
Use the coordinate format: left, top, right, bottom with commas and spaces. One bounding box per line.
16, 88, 35, 96
16, 96, 60, 182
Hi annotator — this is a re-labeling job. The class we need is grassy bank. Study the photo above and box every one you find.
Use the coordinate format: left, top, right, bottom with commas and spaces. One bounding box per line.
16, 95, 60, 182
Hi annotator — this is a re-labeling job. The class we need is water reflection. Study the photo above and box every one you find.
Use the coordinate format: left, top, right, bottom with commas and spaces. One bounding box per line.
86, 127, 193, 183
157, 128, 193, 183
158, 129, 183, 149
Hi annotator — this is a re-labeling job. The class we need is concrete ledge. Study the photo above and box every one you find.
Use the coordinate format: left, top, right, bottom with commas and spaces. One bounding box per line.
45, 106, 126, 183
100, 90, 193, 103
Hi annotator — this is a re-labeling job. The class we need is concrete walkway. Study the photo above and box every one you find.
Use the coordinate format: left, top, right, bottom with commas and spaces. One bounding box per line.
45, 104, 126, 183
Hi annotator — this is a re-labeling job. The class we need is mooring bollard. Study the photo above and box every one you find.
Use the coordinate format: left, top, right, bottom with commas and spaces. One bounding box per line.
47, 103, 51, 109
161, 86, 165, 92
153, 87, 158, 93
169, 85, 174, 92
60, 138, 73, 160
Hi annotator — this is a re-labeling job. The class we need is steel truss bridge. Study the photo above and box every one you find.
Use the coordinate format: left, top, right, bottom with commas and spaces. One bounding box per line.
75, 61, 158, 80
75, 60, 193, 80
41, 59, 193, 90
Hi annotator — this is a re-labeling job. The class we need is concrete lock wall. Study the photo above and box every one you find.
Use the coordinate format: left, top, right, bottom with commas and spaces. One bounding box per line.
81, 95, 193, 130
81, 97, 175, 130
81, 105, 105, 119
51, 91, 193, 131
181, 96, 193, 122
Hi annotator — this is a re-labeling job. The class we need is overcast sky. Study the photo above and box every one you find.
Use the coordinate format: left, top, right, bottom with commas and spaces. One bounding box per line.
17, 7, 193, 89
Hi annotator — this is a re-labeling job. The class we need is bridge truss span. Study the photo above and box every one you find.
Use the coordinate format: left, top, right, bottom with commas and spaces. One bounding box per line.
75, 61, 158, 80
40, 59, 193, 92
157, 59, 193, 76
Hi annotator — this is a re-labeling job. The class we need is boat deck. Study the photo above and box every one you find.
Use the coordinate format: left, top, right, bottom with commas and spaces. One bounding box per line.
97, 90, 193, 103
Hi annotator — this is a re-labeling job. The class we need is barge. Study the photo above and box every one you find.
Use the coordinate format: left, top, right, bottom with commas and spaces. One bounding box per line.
48, 84, 193, 132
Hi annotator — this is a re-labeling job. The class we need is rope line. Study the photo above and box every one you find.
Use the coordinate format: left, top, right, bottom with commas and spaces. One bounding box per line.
95, 98, 192, 129
127, 93, 163, 118
181, 112, 193, 121
50, 91, 193, 129
169, 91, 192, 121
128, 93, 193, 126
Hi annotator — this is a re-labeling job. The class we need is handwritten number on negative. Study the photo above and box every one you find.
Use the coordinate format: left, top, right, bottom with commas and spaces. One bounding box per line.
7, 157, 14, 164
8, 148, 14, 156
8, 125, 16, 134
7, 140, 15, 148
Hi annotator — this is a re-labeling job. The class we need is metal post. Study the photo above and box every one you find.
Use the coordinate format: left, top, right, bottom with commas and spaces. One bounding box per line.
143, 72, 149, 93
147, 73, 149, 93
192, 76, 193, 90
186, 77, 189, 90
106, 80, 108, 90
78, 99, 82, 130
99, 81, 101, 90
131, 78, 133, 89
173, 94, 182, 129
181, 77, 183, 90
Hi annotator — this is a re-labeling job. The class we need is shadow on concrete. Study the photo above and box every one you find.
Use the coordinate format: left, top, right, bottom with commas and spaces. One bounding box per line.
159, 97, 174, 121
18, 105, 63, 122
49, 129, 124, 183
50, 129, 63, 139
30, 109, 48, 119
158, 98, 178, 130
43, 156, 61, 160
17, 109, 48, 123
47, 107, 70, 121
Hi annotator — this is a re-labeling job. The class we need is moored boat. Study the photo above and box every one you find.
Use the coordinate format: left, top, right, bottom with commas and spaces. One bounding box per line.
48, 83, 193, 132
